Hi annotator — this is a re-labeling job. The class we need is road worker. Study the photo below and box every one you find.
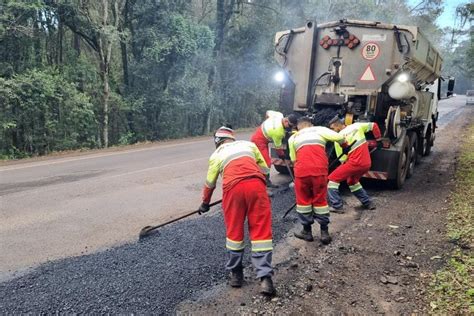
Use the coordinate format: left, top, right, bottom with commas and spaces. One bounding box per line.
250, 110, 298, 188
327, 117, 382, 213
288, 117, 347, 244
198, 126, 275, 295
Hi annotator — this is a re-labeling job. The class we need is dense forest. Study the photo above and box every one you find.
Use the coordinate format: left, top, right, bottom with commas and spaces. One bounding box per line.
0, 0, 472, 158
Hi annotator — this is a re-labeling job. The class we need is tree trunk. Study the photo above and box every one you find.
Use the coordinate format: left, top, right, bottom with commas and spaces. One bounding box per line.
203, 0, 226, 135
102, 65, 110, 148
100, 0, 110, 148
33, 14, 42, 66
120, 42, 129, 87
120, 0, 130, 87
73, 33, 81, 56
57, 9, 64, 65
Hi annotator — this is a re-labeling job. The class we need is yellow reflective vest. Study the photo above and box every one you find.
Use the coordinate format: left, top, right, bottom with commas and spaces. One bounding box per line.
205, 140, 270, 190
261, 110, 285, 148
334, 122, 377, 162
288, 126, 345, 162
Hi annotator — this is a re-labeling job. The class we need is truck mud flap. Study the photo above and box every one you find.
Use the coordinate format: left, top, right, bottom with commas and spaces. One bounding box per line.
365, 149, 400, 180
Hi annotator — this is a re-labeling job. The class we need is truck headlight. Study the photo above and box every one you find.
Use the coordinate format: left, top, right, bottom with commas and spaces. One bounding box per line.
274, 71, 285, 82
396, 73, 410, 83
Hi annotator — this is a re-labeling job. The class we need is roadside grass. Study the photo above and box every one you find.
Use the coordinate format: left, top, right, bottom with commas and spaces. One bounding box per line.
429, 123, 474, 314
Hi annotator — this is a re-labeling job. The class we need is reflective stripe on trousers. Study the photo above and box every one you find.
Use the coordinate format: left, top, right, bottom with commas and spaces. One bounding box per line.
349, 182, 363, 192
296, 204, 312, 214
251, 239, 273, 252
328, 181, 340, 189
226, 238, 245, 251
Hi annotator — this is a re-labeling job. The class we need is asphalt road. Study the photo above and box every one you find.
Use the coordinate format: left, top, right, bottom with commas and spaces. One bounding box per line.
0, 129, 292, 280
0, 95, 468, 283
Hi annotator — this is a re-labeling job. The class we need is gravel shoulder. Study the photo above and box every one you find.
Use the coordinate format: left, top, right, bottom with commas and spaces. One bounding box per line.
177, 105, 473, 315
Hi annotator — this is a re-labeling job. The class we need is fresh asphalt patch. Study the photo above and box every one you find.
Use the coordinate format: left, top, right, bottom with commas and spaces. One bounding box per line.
0, 185, 296, 314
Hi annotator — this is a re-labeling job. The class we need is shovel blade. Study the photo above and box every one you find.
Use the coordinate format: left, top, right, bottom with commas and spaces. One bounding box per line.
138, 225, 160, 240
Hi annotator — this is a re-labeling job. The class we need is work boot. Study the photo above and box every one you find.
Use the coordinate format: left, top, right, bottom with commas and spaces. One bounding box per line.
320, 226, 332, 245
260, 276, 276, 296
329, 206, 345, 214
363, 201, 376, 210
229, 267, 244, 288
294, 225, 314, 242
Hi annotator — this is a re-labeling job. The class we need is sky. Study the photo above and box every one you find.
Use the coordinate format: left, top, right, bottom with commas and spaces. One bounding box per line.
409, 0, 468, 28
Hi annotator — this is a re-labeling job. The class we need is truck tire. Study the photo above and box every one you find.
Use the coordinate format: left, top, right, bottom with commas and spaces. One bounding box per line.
406, 133, 418, 179
422, 126, 433, 156
274, 164, 290, 175
390, 135, 410, 189
415, 134, 423, 165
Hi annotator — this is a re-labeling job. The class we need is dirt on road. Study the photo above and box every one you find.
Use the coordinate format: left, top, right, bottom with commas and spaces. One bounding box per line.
177, 106, 473, 314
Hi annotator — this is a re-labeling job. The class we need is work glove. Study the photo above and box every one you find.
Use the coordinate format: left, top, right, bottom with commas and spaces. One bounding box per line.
198, 202, 210, 215
367, 140, 377, 148
342, 146, 351, 155
376, 140, 384, 149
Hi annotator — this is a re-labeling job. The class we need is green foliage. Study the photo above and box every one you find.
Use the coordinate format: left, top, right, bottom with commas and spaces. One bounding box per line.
129, 5, 215, 140
0, 0, 470, 157
429, 124, 474, 314
0, 69, 97, 157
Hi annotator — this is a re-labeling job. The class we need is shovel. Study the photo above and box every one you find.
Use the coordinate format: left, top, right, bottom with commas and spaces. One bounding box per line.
138, 199, 222, 240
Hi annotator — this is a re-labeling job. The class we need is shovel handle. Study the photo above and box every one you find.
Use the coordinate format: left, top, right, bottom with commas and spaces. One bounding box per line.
141, 199, 223, 236
155, 199, 222, 229
282, 202, 296, 219
328, 140, 357, 170
284, 160, 295, 181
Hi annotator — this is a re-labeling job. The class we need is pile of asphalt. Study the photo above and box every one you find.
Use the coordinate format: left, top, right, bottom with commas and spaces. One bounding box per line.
0, 187, 296, 314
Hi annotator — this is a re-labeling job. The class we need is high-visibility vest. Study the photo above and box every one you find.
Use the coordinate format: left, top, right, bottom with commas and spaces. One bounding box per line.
288, 126, 345, 162
205, 140, 270, 189
261, 110, 285, 148
334, 122, 377, 162
288, 126, 345, 177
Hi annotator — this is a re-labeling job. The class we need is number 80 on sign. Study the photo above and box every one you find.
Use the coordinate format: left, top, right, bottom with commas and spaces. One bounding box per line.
361, 42, 380, 60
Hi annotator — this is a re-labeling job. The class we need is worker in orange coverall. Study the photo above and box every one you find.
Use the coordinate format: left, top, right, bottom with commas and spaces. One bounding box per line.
198, 126, 275, 295
288, 117, 347, 244
250, 110, 298, 188
327, 116, 382, 212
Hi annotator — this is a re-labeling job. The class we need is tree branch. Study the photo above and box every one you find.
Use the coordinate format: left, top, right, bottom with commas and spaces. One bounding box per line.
241, 1, 280, 15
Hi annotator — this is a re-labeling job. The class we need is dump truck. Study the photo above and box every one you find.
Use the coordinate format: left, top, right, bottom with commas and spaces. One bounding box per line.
272, 19, 444, 188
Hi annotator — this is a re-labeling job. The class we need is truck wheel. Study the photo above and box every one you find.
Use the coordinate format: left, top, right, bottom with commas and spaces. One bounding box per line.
422, 126, 433, 156
390, 135, 410, 189
274, 164, 290, 175
415, 134, 423, 165
406, 134, 418, 179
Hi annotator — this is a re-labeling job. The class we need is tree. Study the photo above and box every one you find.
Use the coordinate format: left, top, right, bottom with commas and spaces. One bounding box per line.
0, 0, 463, 158
0, 69, 97, 157
59, 0, 125, 148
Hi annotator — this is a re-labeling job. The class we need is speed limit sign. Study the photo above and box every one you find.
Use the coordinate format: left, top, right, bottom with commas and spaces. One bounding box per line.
361, 43, 380, 60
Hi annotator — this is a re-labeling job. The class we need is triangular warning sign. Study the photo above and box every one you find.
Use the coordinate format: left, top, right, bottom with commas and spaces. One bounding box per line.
359, 65, 376, 81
